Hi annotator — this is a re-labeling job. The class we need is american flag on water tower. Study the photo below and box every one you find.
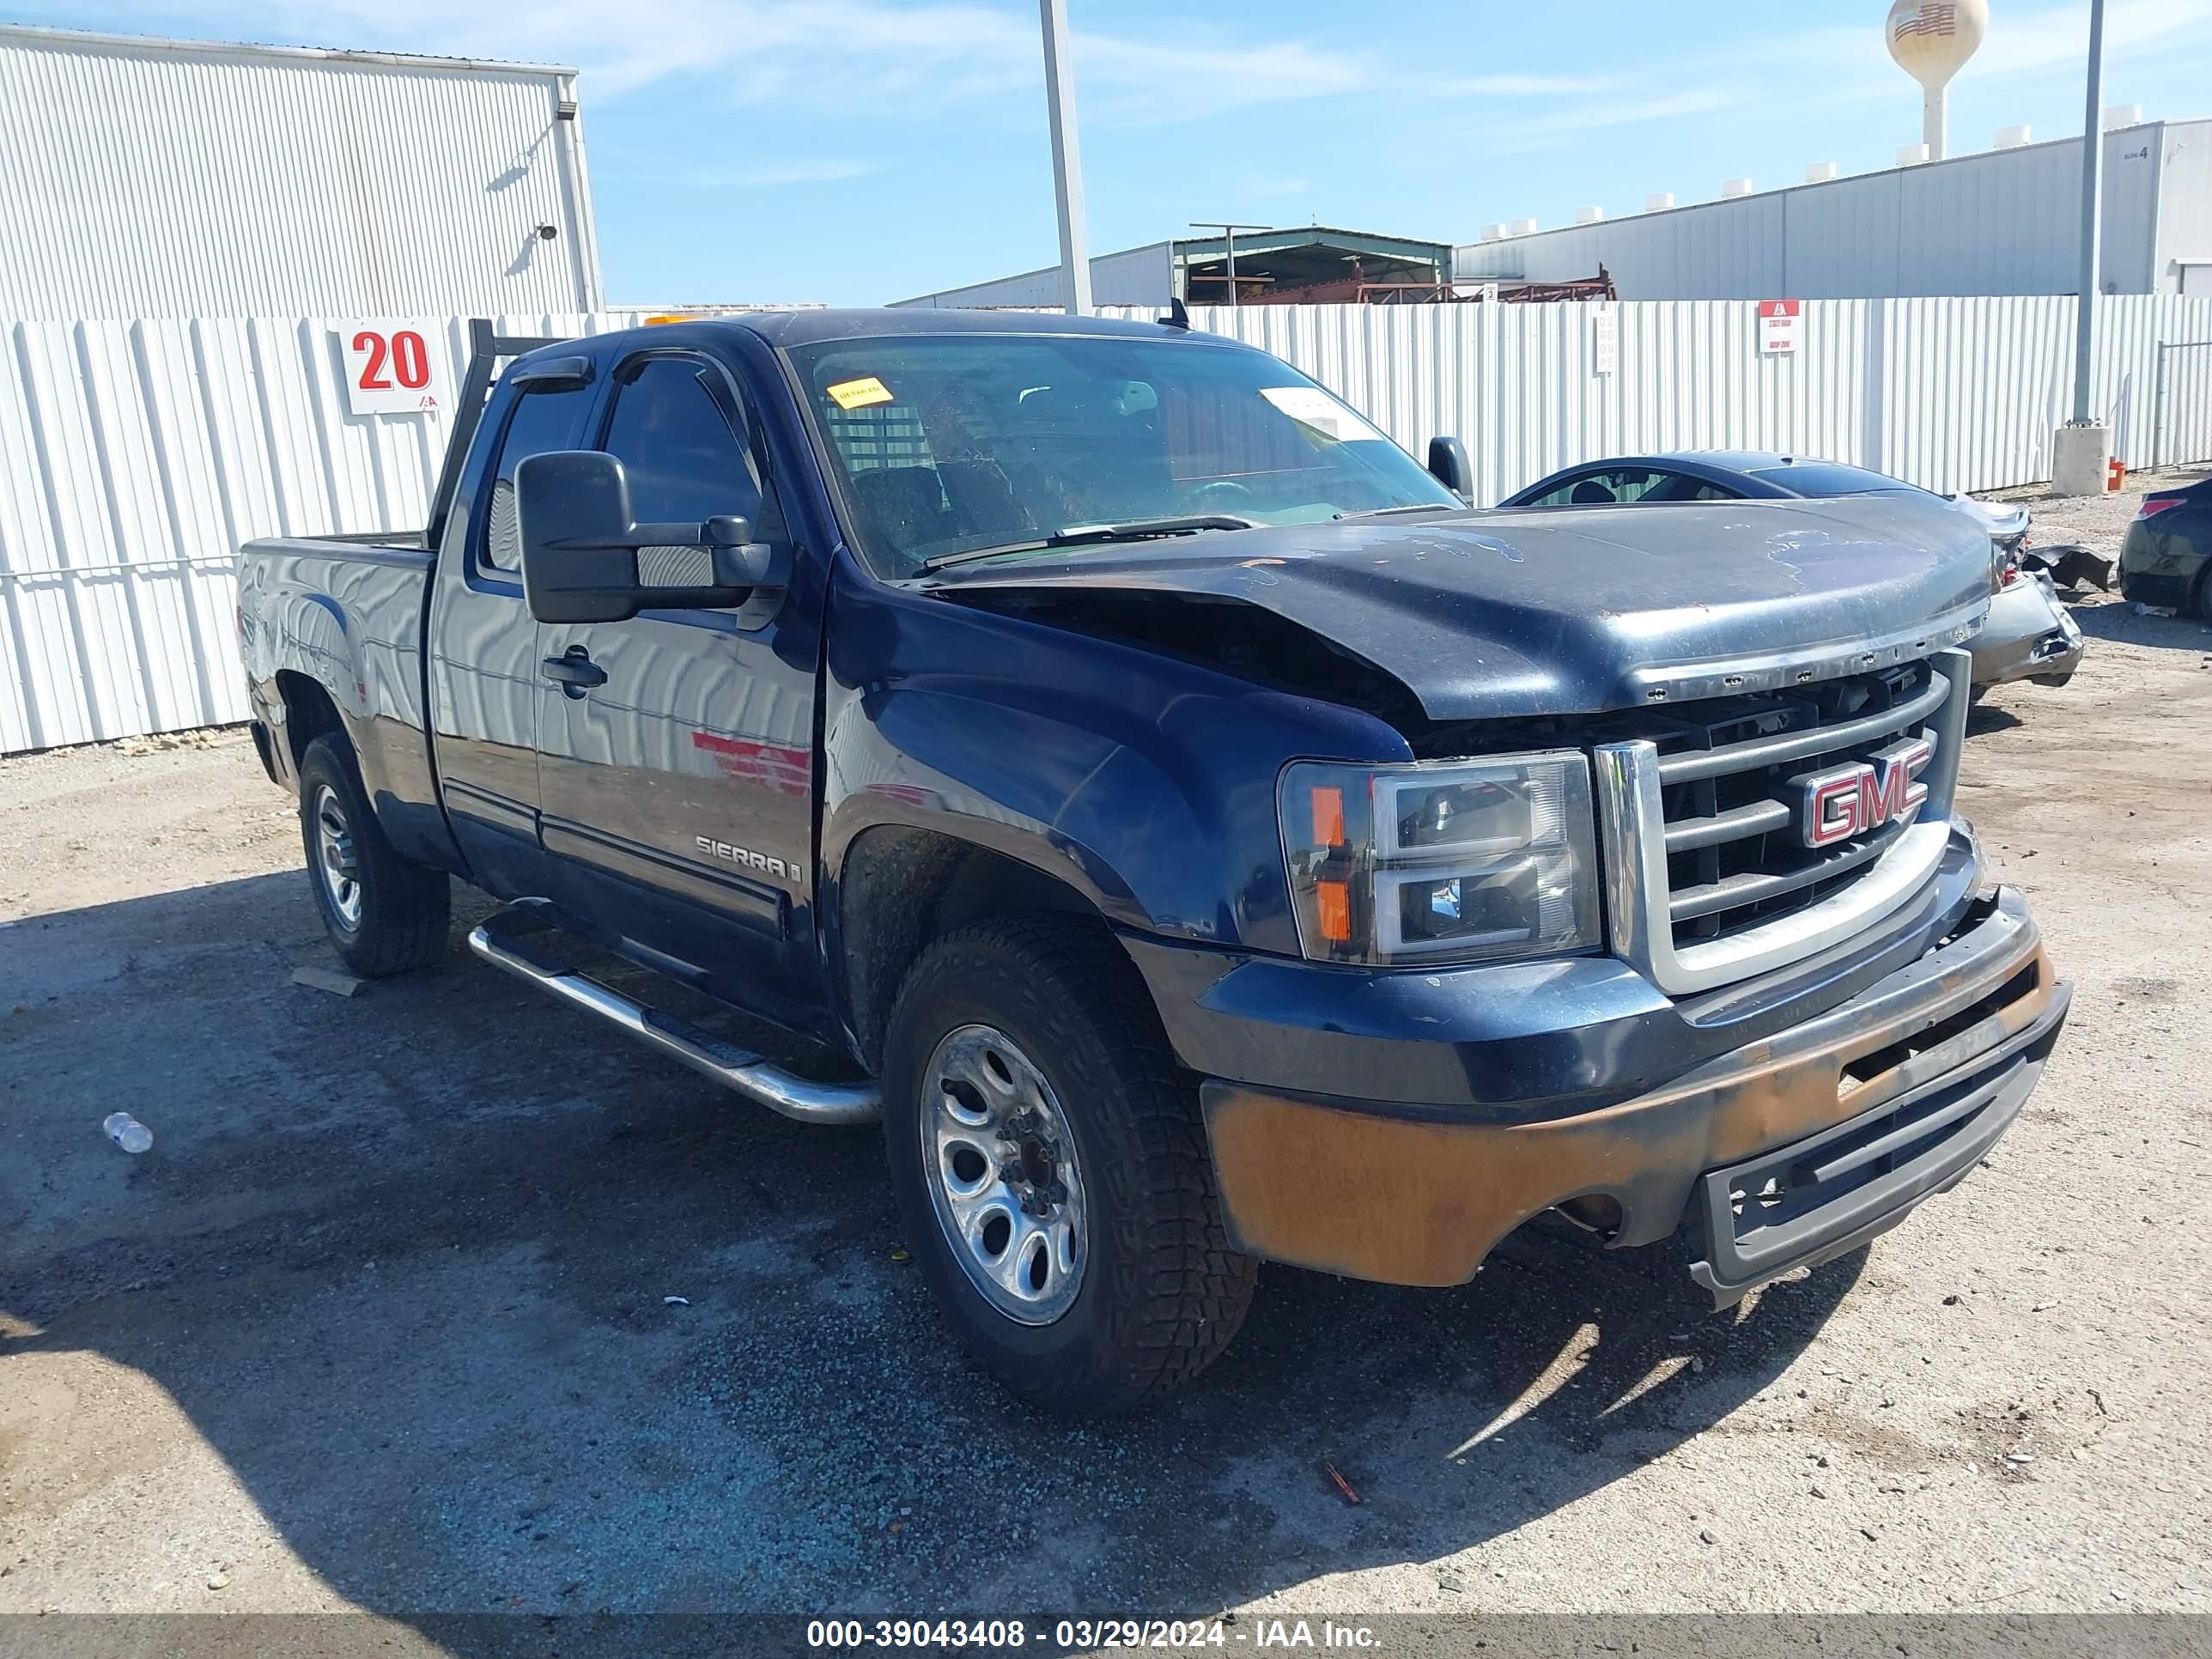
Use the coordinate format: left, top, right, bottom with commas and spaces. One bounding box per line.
1893, 3, 1959, 37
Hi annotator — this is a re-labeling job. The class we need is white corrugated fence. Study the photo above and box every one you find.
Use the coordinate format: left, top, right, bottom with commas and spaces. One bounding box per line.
3, 295, 2209, 755
0, 312, 648, 755
1103, 295, 2212, 505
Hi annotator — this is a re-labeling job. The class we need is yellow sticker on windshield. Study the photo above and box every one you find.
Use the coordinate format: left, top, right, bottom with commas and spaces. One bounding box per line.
826, 375, 895, 410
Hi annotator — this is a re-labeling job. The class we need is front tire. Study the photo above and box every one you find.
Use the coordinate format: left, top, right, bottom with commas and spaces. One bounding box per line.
296, 735, 450, 976
882, 917, 1256, 1415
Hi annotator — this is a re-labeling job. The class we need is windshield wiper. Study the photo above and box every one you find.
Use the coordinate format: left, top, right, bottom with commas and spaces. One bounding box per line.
1337, 502, 1456, 520
920, 514, 1258, 573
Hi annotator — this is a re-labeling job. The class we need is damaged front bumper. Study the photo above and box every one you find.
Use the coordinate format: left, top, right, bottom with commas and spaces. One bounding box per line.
1127, 853, 2066, 1301
1971, 574, 2085, 690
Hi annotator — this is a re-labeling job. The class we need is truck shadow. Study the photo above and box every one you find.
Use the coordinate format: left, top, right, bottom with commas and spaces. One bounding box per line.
3, 870, 1862, 1631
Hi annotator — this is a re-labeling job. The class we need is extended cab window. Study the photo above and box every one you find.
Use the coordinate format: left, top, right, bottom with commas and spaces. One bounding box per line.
483, 382, 592, 573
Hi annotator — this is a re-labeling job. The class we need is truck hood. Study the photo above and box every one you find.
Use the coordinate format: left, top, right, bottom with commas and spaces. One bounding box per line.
926, 496, 1990, 723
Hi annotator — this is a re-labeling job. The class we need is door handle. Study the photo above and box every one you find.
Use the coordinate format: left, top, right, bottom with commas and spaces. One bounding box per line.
541, 649, 607, 694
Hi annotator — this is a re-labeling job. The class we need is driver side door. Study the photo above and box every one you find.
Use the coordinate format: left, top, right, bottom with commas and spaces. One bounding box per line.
532, 348, 826, 1030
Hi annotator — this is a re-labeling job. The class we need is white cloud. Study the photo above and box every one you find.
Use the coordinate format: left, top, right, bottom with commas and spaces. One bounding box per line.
1960, 0, 2212, 79
1431, 71, 1620, 97
99, 0, 1619, 123
644, 158, 877, 187
1507, 87, 1737, 138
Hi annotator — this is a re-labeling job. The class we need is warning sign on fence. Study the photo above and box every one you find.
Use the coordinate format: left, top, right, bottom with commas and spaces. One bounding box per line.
1759, 299, 1801, 356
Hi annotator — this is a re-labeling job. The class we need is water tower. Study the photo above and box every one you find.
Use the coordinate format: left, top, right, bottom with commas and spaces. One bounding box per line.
1885, 0, 1989, 161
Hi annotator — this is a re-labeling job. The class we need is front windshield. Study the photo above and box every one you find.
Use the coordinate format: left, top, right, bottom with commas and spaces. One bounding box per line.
787, 332, 1459, 575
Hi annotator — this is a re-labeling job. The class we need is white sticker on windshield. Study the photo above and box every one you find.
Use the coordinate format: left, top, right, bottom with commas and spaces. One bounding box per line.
1259, 385, 1385, 444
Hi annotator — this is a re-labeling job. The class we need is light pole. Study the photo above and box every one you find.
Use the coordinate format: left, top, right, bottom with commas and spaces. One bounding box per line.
1190, 222, 1270, 307
2070, 0, 2106, 425
2053, 0, 2112, 494
1038, 0, 1091, 315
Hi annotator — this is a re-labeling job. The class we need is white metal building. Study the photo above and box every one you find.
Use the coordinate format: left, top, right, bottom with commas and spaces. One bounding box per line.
1455, 119, 2212, 301
0, 25, 605, 319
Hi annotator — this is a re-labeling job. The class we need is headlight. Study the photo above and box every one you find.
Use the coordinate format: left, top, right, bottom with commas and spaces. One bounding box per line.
1278, 750, 1601, 966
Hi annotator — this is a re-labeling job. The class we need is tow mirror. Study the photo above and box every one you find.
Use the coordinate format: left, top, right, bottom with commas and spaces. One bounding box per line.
514, 451, 781, 625
1426, 435, 1474, 503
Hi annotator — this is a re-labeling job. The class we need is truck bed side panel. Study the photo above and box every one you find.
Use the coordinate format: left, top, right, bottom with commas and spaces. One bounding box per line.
237, 535, 459, 871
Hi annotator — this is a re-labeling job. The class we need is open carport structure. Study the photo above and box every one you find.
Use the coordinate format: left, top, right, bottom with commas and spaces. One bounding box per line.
890, 225, 1456, 310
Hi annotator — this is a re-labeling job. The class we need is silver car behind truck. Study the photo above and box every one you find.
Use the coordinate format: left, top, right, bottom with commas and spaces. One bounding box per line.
1500, 454, 2085, 696
1951, 495, 2083, 692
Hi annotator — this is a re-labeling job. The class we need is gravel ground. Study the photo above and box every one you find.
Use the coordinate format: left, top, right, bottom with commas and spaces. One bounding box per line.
2, 472, 2209, 1637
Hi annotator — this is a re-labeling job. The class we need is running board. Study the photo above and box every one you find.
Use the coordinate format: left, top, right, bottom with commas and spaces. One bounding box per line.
467, 904, 881, 1126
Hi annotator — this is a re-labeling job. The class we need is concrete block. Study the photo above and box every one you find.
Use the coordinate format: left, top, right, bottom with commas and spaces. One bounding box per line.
2051, 423, 2112, 496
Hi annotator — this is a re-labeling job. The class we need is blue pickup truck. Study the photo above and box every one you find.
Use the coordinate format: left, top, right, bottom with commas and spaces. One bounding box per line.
238, 309, 2070, 1413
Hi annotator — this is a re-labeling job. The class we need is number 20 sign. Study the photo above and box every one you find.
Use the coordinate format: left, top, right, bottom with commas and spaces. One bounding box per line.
339, 325, 446, 416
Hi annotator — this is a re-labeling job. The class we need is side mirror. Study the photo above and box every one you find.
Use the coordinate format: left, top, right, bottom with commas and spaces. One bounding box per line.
514, 451, 779, 624
1426, 435, 1474, 502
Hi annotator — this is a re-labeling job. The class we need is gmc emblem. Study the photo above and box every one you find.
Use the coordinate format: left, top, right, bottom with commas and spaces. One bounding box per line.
1791, 736, 1934, 848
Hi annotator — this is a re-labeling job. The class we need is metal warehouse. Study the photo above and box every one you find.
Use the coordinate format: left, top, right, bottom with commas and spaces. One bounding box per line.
0, 25, 605, 318
1454, 118, 2212, 301
891, 227, 1456, 309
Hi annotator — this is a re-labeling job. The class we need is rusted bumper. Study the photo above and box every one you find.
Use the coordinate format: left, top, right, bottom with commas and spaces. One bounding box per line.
1199, 886, 2066, 1296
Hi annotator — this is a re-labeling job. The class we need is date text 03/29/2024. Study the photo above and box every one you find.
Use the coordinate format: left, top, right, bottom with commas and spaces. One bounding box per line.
805, 1620, 1383, 1650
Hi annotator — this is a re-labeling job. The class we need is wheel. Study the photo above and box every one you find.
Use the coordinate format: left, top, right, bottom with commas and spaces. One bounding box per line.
882, 917, 1257, 1415
2192, 562, 2212, 623
296, 735, 450, 976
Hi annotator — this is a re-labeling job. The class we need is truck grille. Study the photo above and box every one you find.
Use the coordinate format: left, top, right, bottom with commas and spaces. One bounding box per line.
1593, 649, 1969, 997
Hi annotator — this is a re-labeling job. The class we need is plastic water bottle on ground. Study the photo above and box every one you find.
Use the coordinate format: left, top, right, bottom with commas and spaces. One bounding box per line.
103, 1113, 152, 1154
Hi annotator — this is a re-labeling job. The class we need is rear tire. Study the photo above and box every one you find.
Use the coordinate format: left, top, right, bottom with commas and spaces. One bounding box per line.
297, 735, 450, 977
882, 917, 1256, 1415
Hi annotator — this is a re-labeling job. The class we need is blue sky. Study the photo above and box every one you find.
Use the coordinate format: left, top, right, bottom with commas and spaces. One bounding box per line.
17, 0, 2212, 305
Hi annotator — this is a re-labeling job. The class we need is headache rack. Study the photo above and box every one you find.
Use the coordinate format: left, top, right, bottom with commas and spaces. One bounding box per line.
1593, 647, 1973, 996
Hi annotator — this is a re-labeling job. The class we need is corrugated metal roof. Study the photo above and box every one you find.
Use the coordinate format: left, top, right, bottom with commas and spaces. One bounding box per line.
0, 25, 602, 319
0, 22, 576, 76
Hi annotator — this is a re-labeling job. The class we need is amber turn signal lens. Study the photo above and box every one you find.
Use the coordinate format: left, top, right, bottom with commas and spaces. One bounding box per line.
1311, 786, 1346, 847
1316, 879, 1352, 943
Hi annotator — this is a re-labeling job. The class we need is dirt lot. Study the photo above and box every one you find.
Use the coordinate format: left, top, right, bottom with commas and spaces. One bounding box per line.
3, 474, 2209, 1638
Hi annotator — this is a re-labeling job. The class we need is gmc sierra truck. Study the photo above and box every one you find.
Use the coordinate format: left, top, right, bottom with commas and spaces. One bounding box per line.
239, 310, 2071, 1415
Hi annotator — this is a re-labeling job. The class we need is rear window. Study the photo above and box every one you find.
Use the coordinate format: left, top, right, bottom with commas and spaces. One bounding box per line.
1750, 463, 1915, 497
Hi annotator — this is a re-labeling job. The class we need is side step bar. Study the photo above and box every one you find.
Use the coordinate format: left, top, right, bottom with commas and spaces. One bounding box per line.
467, 904, 882, 1126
